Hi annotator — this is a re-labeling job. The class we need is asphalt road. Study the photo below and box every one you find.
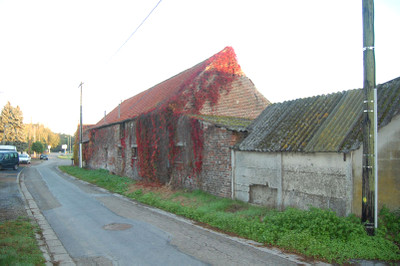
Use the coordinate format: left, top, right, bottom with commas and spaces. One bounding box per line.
22, 156, 306, 266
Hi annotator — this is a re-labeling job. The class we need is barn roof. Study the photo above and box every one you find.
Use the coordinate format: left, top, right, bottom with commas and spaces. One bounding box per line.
95, 47, 269, 128
237, 76, 400, 153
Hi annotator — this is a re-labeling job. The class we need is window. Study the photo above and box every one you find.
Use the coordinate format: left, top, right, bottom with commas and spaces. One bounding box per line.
131, 145, 137, 159
175, 141, 185, 163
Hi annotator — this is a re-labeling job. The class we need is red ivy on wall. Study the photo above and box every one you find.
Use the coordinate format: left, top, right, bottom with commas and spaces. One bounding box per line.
83, 47, 242, 183
135, 47, 242, 183
83, 127, 109, 166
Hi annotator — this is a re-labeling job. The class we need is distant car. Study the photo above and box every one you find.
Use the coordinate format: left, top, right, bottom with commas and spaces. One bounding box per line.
19, 153, 31, 164
40, 154, 49, 160
0, 151, 19, 170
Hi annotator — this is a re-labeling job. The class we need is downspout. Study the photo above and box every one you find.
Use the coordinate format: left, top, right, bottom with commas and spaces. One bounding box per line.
374, 88, 378, 228
277, 152, 283, 210
231, 149, 235, 200
347, 151, 354, 216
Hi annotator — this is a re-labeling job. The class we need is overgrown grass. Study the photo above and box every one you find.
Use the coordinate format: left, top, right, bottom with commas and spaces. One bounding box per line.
59, 166, 400, 264
58, 154, 73, 159
0, 217, 45, 265
60, 167, 134, 194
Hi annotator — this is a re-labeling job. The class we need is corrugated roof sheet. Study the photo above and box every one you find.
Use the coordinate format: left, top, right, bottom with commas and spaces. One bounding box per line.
237, 76, 400, 152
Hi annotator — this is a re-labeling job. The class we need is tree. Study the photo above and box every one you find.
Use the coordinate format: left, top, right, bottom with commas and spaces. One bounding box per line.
73, 125, 79, 166
53, 133, 74, 152
0, 102, 25, 144
24, 123, 60, 152
48, 132, 60, 149
31, 141, 45, 154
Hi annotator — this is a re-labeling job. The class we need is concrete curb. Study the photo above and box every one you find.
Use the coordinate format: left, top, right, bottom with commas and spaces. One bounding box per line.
18, 169, 76, 266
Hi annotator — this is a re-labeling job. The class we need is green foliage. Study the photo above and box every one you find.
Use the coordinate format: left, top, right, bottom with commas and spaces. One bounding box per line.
31, 141, 45, 154
59, 166, 400, 264
262, 207, 366, 242
58, 154, 73, 159
0, 217, 45, 265
72, 126, 79, 166
59, 166, 134, 194
24, 123, 60, 149
378, 206, 400, 244
53, 133, 74, 152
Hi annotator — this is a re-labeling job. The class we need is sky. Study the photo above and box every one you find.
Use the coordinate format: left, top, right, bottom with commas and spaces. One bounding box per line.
0, 0, 399, 135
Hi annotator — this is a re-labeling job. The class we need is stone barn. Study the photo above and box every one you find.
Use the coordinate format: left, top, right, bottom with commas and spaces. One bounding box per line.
233, 76, 400, 216
83, 47, 270, 197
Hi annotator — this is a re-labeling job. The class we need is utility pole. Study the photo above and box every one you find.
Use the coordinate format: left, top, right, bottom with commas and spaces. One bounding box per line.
79, 82, 84, 168
362, 0, 377, 235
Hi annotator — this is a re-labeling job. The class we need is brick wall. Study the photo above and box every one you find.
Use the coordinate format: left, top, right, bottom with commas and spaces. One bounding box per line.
200, 76, 269, 119
85, 121, 140, 179
86, 118, 246, 199
180, 120, 246, 198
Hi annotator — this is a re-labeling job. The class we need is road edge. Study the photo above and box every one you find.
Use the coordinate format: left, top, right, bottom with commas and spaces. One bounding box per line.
18, 168, 76, 266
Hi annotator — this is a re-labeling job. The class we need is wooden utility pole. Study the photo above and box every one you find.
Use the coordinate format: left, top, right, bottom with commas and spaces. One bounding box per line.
362, 0, 377, 234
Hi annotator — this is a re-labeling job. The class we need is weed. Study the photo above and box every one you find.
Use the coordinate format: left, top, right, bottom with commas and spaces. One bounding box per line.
379, 206, 400, 244
0, 217, 45, 265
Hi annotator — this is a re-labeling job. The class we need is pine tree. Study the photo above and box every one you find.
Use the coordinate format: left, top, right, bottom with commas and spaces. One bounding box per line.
0, 102, 25, 143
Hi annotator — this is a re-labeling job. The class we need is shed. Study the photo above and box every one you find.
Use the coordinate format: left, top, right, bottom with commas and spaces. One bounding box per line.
233, 76, 400, 216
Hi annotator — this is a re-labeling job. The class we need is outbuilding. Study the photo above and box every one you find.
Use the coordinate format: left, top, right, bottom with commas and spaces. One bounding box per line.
233, 77, 400, 216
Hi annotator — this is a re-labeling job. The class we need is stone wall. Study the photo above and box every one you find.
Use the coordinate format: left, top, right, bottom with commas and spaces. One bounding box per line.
85, 121, 140, 180
85, 118, 244, 199
281, 152, 352, 216
233, 151, 353, 216
197, 122, 244, 198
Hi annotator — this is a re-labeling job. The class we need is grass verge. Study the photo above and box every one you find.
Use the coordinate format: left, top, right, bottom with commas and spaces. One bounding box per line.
0, 217, 45, 265
58, 154, 73, 160
59, 166, 400, 264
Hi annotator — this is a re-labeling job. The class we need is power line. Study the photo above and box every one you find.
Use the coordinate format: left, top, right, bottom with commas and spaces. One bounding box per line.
111, 0, 162, 58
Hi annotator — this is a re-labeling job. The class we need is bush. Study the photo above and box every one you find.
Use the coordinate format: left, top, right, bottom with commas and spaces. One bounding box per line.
379, 206, 400, 244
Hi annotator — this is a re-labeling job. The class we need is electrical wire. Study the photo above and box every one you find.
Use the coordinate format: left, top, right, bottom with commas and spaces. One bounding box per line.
111, 0, 162, 58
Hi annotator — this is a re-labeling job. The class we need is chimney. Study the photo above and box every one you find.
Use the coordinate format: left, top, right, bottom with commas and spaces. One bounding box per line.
104, 111, 107, 123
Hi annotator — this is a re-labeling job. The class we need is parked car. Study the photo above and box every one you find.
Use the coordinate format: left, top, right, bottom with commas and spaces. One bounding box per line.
40, 154, 49, 160
19, 153, 31, 164
0, 151, 19, 170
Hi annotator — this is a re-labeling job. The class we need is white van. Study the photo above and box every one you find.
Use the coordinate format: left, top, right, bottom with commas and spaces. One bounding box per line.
0, 145, 17, 151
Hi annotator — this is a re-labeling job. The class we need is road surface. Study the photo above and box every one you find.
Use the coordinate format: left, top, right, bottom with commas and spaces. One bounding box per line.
23, 155, 307, 265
